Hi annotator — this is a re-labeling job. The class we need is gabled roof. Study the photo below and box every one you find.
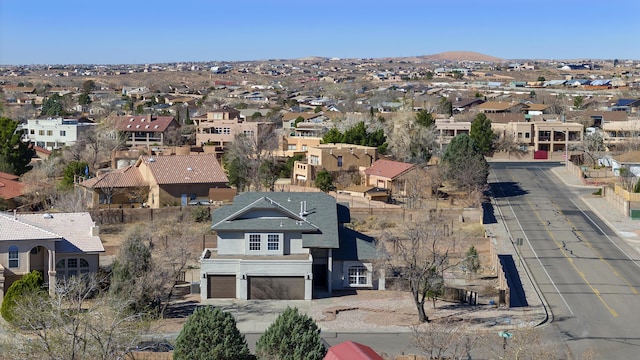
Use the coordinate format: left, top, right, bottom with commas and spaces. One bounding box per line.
614, 98, 640, 107
211, 192, 340, 248
140, 154, 228, 185
324, 341, 383, 360
16, 212, 104, 253
334, 227, 379, 261
364, 159, 415, 180
112, 115, 177, 132
524, 103, 549, 111
477, 101, 518, 112
0, 212, 61, 241
81, 165, 146, 189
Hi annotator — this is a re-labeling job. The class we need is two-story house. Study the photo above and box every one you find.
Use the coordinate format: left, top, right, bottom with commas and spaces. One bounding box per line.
0, 212, 104, 302
194, 107, 276, 154
112, 115, 180, 147
22, 117, 97, 150
199, 192, 382, 301
292, 143, 378, 186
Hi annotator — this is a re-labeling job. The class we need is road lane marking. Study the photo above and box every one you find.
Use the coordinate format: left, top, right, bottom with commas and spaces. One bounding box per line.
490, 170, 574, 316
524, 196, 619, 318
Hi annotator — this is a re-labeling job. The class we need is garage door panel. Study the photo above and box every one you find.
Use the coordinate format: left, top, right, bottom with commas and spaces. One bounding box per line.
248, 276, 304, 300
207, 275, 236, 298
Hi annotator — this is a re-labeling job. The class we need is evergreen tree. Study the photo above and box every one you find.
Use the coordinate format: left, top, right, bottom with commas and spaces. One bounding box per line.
41, 93, 64, 116
321, 127, 343, 144
185, 109, 193, 125
255, 306, 326, 360
0, 117, 35, 175
469, 113, 494, 155
441, 134, 488, 194
1, 270, 46, 324
173, 307, 252, 360
415, 109, 434, 127
61, 161, 89, 188
315, 169, 335, 193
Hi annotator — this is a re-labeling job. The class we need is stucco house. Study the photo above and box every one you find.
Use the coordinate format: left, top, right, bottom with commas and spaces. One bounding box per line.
200, 192, 382, 301
0, 212, 104, 302
363, 159, 416, 197
80, 154, 232, 208
112, 115, 180, 147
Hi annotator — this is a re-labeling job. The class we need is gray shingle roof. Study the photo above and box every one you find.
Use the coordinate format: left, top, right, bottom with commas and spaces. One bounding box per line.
212, 192, 340, 248
334, 227, 380, 261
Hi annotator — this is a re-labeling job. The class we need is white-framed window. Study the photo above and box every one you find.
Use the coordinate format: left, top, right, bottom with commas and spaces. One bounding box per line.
287, 145, 297, 150
348, 265, 368, 285
249, 234, 261, 251
310, 155, 319, 165
56, 258, 90, 279
267, 234, 279, 251
8, 246, 19, 268
246, 233, 283, 254
60, 130, 66, 136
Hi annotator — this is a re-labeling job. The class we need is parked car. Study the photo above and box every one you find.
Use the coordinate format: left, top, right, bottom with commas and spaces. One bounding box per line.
188, 200, 211, 206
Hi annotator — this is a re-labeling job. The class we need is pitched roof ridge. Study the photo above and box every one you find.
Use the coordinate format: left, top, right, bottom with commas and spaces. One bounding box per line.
0, 212, 62, 239
212, 196, 316, 229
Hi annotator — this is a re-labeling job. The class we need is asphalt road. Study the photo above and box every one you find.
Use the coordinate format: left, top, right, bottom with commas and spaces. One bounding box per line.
490, 162, 640, 359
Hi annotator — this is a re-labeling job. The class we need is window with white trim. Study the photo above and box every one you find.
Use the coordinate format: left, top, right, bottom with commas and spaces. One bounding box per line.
348, 265, 368, 285
56, 258, 90, 279
8, 246, 18, 268
249, 234, 261, 251
267, 234, 279, 251
246, 233, 283, 254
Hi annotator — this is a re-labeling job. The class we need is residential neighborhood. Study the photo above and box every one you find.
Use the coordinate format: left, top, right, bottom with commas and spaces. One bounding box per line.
2, 51, 640, 360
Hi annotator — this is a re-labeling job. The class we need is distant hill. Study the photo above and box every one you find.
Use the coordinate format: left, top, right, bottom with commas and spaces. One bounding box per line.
420, 51, 503, 62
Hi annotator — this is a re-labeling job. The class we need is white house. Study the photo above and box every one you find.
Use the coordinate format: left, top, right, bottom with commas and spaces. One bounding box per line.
22, 117, 97, 150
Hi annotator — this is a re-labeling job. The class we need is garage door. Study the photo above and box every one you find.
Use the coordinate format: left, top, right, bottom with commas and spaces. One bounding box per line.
248, 276, 305, 300
207, 275, 236, 298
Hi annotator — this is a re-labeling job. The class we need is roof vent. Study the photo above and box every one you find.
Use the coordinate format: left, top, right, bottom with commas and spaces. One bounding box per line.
43, 213, 53, 219
148, 158, 155, 162
187, 167, 193, 171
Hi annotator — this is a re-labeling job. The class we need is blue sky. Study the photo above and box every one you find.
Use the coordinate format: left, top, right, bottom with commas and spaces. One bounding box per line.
1, 0, 639, 65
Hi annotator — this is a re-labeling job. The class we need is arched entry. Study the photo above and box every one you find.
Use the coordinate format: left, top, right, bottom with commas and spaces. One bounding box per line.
29, 246, 49, 275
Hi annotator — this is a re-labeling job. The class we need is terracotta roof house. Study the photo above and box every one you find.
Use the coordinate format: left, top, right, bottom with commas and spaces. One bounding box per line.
112, 115, 180, 147
0, 212, 104, 302
80, 154, 232, 208
200, 192, 383, 301
324, 341, 383, 360
364, 159, 416, 196
0, 172, 26, 208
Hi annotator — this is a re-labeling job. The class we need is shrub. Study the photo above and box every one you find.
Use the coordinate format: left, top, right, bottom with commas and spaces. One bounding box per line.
173, 306, 252, 360
255, 306, 326, 360
191, 206, 210, 222
1, 270, 46, 324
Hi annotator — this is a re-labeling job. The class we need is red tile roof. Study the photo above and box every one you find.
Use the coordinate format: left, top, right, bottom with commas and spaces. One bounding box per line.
113, 115, 177, 132
364, 159, 415, 180
141, 154, 228, 185
0, 171, 25, 199
324, 341, 383, 360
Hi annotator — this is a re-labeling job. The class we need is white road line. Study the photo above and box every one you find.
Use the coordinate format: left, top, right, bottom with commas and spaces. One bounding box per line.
491, 170, 574, 316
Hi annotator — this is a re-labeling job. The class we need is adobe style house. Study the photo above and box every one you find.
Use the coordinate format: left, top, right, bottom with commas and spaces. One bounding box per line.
0, 212, 104, 302
292, 143, 378, 186
193, 107, 276, 155
200, 192, 382, 301
80, 154, 232, 208
112, 115, 180, 147
363, 159, 416, 196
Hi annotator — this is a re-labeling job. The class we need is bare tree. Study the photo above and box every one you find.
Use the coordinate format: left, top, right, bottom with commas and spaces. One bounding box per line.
4, 274, 148, 360
385, 111, 438, 163
412, 320, 482, 360
493, 131, 528, 159
580, 131, 606, 168
381, 213, 454, 322
478, 326, 561, 360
